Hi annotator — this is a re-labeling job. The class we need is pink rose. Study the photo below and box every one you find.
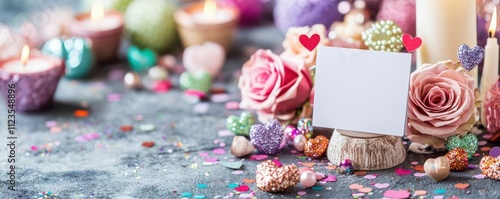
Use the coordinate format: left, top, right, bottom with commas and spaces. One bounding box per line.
281, 24, 329, 69
407, 61, 478, 148
239, 49, 313, 123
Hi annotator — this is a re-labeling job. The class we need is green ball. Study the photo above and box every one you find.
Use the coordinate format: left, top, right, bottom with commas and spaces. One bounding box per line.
81, 0, 134, 13
125, 0, 177, 53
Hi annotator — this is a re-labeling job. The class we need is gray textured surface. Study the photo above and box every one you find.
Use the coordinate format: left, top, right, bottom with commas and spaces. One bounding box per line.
0, 1, 499, 199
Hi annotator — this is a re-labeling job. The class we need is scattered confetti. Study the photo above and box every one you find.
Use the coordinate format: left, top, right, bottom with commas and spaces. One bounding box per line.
410, 161, 418, 165
225, 101, 240, 110
197, 183, 208, 188
218, 130, 233, 137
352, 193, 365, 198
120, 125, 133, 132
455, 183, 469, 189
349, 184, 364, 190
354, 171, 367, 176
211, 93, 230, 103
242, 179, 255, 183
45, 121, 57, 128
364, 174, 377, 179
74, 133, 100, 143
194, 195, 206, 199
141, 141, 155, 148
193, 103, 210, 114
414, 190, 427, 196
182, 192, 193, 197
483, 134, 493, 139
204, 157, 218, 163
374, 183, 390, 189
312, 186, 323, 191
435, 188, 446, 194
413, 165, 424, 172
481, 146, 492, 152
213, 148, 225, 155
249, 154, 268, 160
302, 162, 315, 167
478, 141, 488, 146
320, 175, 336, 182
74, 109, 89, 117
395, 168, 412, 176
383, 190, 411, 199
473, 174, 486, 179
199, 152, 209, 157
490, 146, 500, 157
359, 187, 373, 193
232, 170, 244, 175
235, 185, 249, 192
139, 124, 155, 132
414, 173, 426, 177
297, 191, 307, 196
325, 165, 337, 170
50, 127, 62, 133
107, 93, 121, 102
221, 161, 243, 170
271, 159, 282, 167
239, 193, 254, 198
228, 183, 238, 188
434, 195, 444, 199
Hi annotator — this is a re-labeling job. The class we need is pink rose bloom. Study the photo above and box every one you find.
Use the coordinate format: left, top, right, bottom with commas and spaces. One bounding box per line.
407, 61, 478, 148
239, 49, 313, 123
281, 24, 329, 69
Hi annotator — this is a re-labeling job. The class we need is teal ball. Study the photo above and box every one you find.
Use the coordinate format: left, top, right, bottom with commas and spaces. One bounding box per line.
42, 37, 94, 79
127, 45, 158, 72
125, 0, 177, 53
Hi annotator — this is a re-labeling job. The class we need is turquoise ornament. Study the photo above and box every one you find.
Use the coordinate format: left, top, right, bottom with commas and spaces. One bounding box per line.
226, 112, 256, 136
179, 71, 212, 94
127, 45, 157, 72
447, 133, 478, 159
41, 37, 94, 79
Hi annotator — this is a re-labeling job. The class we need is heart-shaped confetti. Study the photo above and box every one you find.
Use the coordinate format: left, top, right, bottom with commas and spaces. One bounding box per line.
249, 154, 268, 161
394, 168, 412, 176
383, 190, 411, 199
250, 120, 284, 155
402, 33, 422, 53
447, 133, 478, 159
374, 183, 390, 189
424, 156, 450, 182
299, 34, 320, 52
255, 160, 300, 192
226, 112, 255, 136
304, 135, 329, 158
457, 44, 485, 71
221, 161, 243, 170
490, 146, 500, 158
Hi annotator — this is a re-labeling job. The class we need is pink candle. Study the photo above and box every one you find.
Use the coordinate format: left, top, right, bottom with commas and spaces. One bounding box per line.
0, 45, 64, 112
69, 2, 124, 63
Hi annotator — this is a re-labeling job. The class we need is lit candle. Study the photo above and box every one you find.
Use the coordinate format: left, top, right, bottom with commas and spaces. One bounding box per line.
69, 1, 124, 62
0, 45, 64, 112
481, 7, 500, 126
416, 0, 478, 85
174, 0, 240, 51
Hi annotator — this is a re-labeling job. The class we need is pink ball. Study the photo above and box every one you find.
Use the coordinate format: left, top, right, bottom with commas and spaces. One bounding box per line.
300, 171, 316, 188
293, 134, 307, 151
220, 0, 263, 26
377, 0, 416, 36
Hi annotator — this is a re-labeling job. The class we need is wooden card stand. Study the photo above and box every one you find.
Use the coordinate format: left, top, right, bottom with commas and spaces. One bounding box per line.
327, 129, 407, 170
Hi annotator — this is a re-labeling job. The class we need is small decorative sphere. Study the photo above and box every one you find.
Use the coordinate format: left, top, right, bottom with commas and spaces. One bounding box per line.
285, 125, 301, 140
297, 118, 314, 138
148, 66, 169, 80
124, 72, 142, 89
338, 158, 354, 174
300, 171, 316, 188
445, 148, 468, 171
293, 134, 307, 151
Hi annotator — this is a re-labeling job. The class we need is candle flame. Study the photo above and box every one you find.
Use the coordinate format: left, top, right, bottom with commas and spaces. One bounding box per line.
91, 1, 105, 21
203, 0, 217, 20
490, 7, 497, 37
21, 45, 29, 65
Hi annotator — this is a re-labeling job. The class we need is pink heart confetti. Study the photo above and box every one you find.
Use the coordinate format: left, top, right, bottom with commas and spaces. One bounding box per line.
213, 148, 225, 155
473, 174, 486, 179
414, 173, 426, 177
383, 190, 411, 199
250, 154, 268, 161
395, 168, 412, 176
374, 183, 390, 189
204, 157, 218, 163
364, 174, 377, 179
74, 132, 100, 143
320, 175, 337, 183
271, 159, 282, 167
235, 185, 249, 192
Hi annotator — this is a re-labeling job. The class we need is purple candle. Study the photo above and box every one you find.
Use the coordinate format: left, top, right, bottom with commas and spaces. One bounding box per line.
0, 46, 64, 112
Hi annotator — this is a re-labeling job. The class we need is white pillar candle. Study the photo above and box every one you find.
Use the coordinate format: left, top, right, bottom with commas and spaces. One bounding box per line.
416, 0, 478, 86
480, 7, 499, 126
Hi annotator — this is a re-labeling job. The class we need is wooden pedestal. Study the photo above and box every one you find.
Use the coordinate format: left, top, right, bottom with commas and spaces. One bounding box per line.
327, 129, 407, 170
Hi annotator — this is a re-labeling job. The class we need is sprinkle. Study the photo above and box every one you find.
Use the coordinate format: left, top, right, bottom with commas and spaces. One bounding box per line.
194, 195, 206, 199
410, 161, 418, 165
74, 109, 89, 117
181, 192, 193, 197
363, 174, 376, 179
221, 161, 243, 170
483, 134, 493, 139
374, 183, 390, 189
141, 141, 155, 148
394, 168, 412, 176
349, 184, 364, 190
414, 190, 427, 196
354, 171, 367, 176
50, 127, 62, 133
478, 141, 488, 146
320, 175, 336, 182
197, 183, 208, 188
228, 183, 239, 188
204, 157, 218, 163
107, 93, 121, 102
235, 185, 249, 192
31, 145, 38, 151
383, 190, 411, 199
302, 162, 315, 167
454, 183, 469, 189
139, 124, 155, 132
413, 173, 426, 177
249, 154, 268, 161
473, 174, 486, 179
210, 93, 230, 103
434, 188, 446, 194
413, 165, 424, 172
199, 152, 209, 157
481, 146, 492, 152
297, 191, 307, 196
232, 170, 244, 175
312, 186, 323, 191
45, 121, 57, 128
434, 195, 444, 199
120, 125, 133, 132
359, 187, 372, 193
242, 179, 255, 183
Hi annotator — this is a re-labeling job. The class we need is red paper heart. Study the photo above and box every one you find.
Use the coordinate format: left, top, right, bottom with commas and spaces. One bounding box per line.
299, 34, 320, 52
402, 33, 422, 52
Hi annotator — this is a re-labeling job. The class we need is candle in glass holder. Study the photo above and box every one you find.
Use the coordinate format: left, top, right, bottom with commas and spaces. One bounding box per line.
69, 1, 124, 63
481, 7, 499, 126
174, 0, 240, 51
0, 45, 64, 112
484, 79, 500, 134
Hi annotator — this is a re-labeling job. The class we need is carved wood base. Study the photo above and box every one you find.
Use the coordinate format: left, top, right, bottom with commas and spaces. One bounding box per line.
327, 129, 407, 170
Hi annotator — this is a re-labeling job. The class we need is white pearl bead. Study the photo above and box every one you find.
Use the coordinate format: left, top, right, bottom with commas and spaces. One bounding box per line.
293, 134, 307, 151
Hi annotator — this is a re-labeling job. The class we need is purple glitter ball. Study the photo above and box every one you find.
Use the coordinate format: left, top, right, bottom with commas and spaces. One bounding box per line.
221, 0, 263, 26
273, 0, 343, 33
250, 119, 284, 155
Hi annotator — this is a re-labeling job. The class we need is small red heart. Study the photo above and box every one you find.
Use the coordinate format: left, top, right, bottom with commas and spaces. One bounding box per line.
235, 185, 249, 192
299, 34, 320, 52
402, 33, 422, 52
